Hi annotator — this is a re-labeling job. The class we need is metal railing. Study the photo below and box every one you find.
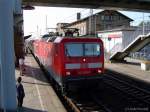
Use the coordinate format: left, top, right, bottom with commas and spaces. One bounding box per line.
129, 52, 150, 61
109, 25, 150, 60
123, 25, 150, 49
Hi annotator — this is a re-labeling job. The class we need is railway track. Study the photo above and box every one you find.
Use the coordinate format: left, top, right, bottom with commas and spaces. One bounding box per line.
52, 84, 112, 112
103, 71, 150, 107
106, 69, 150, 91
63, 70, 150, 112
66, 90, 112, 112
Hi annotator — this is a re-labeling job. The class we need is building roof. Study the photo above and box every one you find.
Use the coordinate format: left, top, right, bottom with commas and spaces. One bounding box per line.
63, 10, 133, 28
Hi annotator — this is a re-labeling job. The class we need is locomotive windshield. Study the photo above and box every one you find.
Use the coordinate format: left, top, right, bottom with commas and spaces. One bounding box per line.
65, 43, 100, 57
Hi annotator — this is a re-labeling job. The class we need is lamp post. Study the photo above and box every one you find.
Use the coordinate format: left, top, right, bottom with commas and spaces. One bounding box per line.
95, 14, 98, 37
46, 15, 48, 33
142, 13, 146, 59
143, 13, 145, 35
89, 9, 93, 35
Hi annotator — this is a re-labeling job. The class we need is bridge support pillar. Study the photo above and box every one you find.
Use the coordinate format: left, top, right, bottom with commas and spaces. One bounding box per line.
14, 0, 24, 67
0, 0, 19, 111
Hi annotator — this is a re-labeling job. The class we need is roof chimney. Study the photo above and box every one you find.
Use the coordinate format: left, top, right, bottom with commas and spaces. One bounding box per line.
77, 13, 81, 20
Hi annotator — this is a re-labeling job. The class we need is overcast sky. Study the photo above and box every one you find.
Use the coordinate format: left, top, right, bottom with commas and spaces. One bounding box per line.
23, 6, 150, 37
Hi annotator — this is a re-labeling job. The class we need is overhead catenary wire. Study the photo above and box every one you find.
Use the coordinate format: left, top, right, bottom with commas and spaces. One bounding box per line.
58, 9, 103, 23
58, 8, 89, 22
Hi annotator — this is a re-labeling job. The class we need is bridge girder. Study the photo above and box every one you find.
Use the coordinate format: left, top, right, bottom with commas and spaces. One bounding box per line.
23, 0, 150, 11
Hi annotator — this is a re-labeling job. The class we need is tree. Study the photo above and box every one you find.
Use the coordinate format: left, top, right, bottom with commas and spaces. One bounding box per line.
138, 21, 150, 26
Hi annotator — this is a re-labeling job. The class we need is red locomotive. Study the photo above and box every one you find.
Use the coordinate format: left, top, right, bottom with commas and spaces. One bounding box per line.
31, 35, 104, 92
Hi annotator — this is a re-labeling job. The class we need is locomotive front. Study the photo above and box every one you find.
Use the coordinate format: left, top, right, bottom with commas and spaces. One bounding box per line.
61, 38, 104, 86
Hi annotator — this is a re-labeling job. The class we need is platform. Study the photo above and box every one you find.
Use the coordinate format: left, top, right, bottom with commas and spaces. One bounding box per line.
15, 55, 66, 112
105, 59, 150, 83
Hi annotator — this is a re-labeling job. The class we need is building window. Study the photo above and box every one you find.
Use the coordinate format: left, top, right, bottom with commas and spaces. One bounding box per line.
105, 15, 110, 21
101, 15, 104, 20
83, 26, 85, 35
110, 15, 113, 20
113, 16, 117, 20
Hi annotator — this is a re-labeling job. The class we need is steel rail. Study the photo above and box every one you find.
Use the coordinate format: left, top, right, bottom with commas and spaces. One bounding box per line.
103, 73, 150, 106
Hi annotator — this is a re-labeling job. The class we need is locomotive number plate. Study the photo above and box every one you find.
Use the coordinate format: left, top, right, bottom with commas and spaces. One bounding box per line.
78, 71, 91, 74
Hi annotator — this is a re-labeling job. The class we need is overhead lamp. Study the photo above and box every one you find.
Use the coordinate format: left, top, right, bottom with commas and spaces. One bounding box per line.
22, 5, 35, 10
24, 35, 32, 40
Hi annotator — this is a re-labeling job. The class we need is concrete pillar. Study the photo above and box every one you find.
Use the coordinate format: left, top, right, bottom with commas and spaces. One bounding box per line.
14, 0, 24, 67
141, 61, 150, 71
0, 0, 17, 111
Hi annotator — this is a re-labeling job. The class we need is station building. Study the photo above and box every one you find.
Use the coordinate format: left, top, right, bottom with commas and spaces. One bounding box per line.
56, 10, 133, 36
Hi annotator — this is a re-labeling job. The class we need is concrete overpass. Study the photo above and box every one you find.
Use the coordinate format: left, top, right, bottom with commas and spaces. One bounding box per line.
23, 0, 150, 11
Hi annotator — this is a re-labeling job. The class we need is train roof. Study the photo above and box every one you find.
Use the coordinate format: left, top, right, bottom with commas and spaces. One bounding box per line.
46, 36, 103, 43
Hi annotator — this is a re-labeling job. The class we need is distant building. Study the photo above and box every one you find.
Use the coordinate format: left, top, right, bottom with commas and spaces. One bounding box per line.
97, 26, 137, 53
56, 10, 133, 36
56, 23, 69, 36
97, 26, 150, 60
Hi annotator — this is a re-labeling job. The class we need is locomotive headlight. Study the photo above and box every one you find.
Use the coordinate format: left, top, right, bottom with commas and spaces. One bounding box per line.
98, 69, 101, 73
66, 71, 71, 75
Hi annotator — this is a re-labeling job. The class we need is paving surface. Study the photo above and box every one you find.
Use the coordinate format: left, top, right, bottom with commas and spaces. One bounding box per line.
15, 55, 66, 112
105, 60, 150, 83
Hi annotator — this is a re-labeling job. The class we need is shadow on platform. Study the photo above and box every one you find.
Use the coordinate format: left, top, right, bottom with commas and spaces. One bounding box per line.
20, 65, 49, 83
22, 81, 49, 86
18, 107, 47, 112
124, 61, 140, 66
